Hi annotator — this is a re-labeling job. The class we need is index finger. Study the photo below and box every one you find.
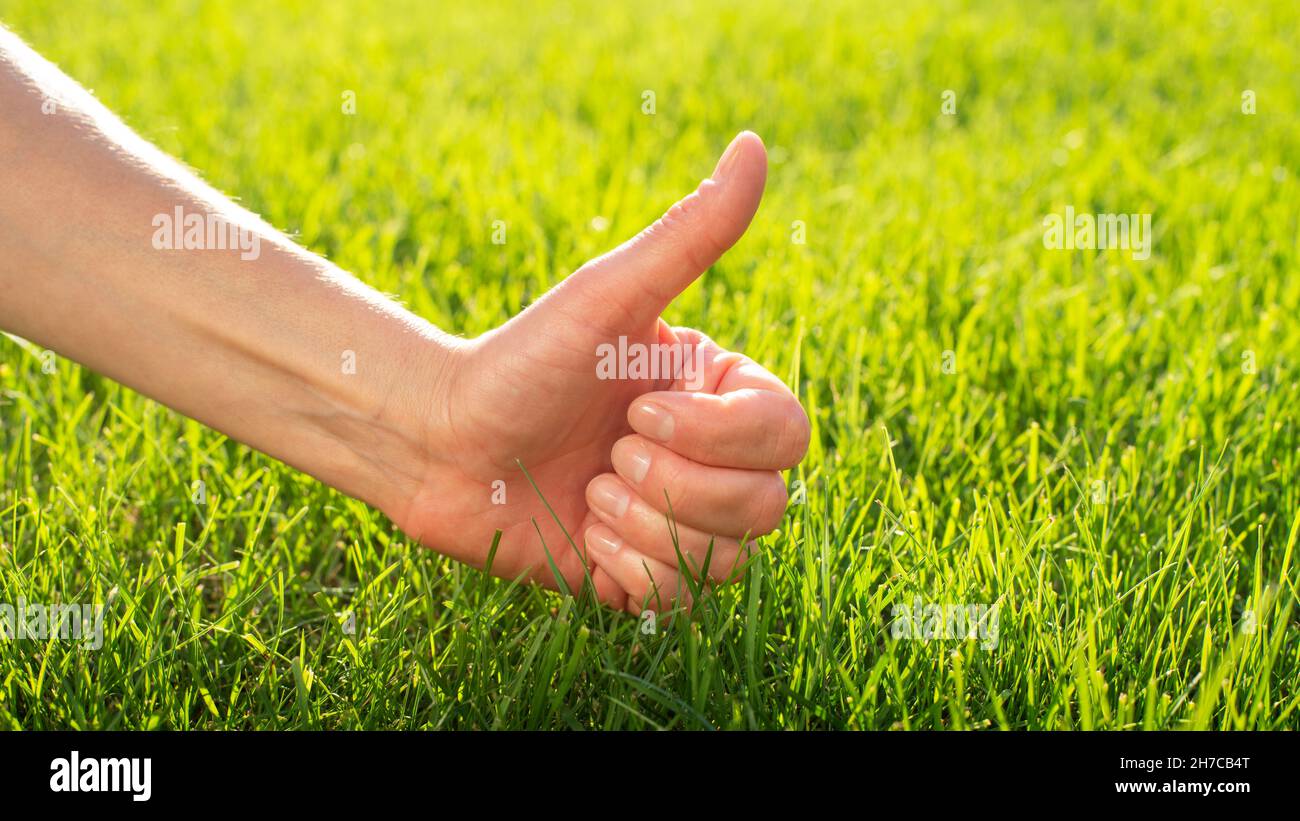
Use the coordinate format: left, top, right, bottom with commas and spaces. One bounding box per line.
626, 335, 809, 470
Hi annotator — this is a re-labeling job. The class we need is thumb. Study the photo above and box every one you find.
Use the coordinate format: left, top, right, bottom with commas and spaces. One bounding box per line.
560, 131, 767, 323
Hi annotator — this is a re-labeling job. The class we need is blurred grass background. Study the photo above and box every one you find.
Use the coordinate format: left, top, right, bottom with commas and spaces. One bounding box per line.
1, 0, 1298, 728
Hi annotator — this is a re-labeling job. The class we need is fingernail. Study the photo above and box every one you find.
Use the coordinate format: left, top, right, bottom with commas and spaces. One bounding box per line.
711, 131, 747, 181
630, 401, 674, 443
590, 479, 630, 519
613, 438, 652, 484
587, 528, 623, 555
629, 449, 651, 483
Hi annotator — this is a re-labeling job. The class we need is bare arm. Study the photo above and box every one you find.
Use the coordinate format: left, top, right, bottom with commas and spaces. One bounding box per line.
0, 26, 806, 612
0, 26, 457, 516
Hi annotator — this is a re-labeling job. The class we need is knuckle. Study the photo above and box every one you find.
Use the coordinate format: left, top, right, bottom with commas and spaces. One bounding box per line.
649, 578, 678, 613
751, 474, 788, 535
657, 184, 724, 272
773, 400, 812, 468
711, 544, 750, 585
656, 454, 687, 504
660, 189, 702, 227
699, 429, 728, 466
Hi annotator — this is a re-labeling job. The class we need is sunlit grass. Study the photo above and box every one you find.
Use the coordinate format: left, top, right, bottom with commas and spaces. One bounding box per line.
1, 0, 1298, 729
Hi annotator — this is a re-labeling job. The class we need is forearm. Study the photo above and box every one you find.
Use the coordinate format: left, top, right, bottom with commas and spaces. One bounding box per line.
0, 28, 453, 517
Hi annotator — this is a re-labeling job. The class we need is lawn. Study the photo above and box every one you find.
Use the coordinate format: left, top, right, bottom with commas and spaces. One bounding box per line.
1, 0, 1298, 729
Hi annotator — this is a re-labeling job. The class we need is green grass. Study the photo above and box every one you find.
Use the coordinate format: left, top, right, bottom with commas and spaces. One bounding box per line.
2, 0, 1299, 729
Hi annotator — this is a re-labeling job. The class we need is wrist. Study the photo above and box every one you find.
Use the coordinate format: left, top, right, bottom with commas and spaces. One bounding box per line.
318, 303, 466, 523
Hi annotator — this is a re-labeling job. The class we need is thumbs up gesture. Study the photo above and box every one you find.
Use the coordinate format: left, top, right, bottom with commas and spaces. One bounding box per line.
395, 132, 810, 613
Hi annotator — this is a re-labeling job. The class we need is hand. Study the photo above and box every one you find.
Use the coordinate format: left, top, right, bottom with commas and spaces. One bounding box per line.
0, 37, 805, 617
392, 132, 810, 613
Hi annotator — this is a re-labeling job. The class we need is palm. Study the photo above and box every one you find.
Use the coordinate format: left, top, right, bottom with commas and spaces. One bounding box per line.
404, 312, 667, 591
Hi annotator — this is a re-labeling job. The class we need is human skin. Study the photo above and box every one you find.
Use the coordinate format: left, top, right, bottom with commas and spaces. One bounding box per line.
0, 28, 809, 614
